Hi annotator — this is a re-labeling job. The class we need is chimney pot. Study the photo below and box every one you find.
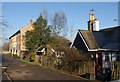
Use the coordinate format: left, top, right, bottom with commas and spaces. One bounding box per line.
30, 19, 33, 24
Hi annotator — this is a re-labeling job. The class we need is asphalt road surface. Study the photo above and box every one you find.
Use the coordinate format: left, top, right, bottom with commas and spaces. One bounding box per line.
2, 54, 101, 82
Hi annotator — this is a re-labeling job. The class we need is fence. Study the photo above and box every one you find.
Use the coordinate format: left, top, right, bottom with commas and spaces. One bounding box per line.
78, 61, 95, 79
111, 62, 120, 80
78, 62, 94, 74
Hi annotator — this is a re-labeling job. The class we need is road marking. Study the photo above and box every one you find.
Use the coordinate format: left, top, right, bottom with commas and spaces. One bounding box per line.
3, 71, 12, 82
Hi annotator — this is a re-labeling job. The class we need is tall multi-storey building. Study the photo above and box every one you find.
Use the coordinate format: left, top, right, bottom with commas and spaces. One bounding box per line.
9, 19, 34, 57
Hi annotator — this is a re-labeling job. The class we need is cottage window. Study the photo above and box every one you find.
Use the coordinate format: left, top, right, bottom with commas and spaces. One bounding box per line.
116, 53, 120, 61
105, 53, 109, 61
105, 55, 109, 61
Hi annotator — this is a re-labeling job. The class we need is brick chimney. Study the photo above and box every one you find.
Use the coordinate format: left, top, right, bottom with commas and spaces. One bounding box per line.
88, 11, 95, 32
30, 18, 33, 24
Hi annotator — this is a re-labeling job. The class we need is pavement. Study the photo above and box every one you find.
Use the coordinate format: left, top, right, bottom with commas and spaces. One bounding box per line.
2, 54, 101, 82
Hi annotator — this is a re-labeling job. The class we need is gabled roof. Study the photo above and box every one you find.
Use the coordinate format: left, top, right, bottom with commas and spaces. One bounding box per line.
36, 45, 55, 52
79, 30, 99, 50
71, 26, 120, 51
36, 45, 46, 52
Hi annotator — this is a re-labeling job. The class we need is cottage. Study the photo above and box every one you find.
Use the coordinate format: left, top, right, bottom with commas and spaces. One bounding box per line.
36, 45, 56, 65
71, 11, 120, 81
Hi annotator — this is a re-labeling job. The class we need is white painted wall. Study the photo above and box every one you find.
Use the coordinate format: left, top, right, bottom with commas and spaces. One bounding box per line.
93, 20, 99, 31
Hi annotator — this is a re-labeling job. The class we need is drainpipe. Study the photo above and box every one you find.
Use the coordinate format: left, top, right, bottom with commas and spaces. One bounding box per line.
111, 52, 113, 80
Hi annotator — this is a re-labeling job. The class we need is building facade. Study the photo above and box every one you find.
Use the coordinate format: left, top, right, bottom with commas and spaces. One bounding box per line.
9, 30, 20, 56
9, 19, 34, 57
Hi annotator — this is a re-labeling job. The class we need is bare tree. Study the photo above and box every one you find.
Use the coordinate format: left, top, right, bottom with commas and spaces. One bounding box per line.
41, 8, 48, 22
0, 16, 9, 48
51, 11, 67, 36
0, 19, 8, 27
1, 42, 9, 51
0, 16, 8, 33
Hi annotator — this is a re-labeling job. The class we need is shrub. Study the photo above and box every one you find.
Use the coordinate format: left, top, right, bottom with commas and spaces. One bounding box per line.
29, 51, 36, 62
54, 45, 92, 73
23, 51, 36, 62
13, 54, 20, 59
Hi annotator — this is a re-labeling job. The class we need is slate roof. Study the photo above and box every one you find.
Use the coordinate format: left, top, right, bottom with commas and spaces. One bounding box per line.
72, 26, 120, 51
93, 26, 120, 50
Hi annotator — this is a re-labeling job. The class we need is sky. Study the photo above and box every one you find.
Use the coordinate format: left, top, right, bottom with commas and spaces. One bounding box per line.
2, 2, 118, 43
2, 0, 119, 2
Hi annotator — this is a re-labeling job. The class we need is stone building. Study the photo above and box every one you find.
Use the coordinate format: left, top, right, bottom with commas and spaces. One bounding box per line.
9, 19, 34, 57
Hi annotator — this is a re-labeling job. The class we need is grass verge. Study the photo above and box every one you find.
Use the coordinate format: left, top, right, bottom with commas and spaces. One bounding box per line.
21, 60, 39, 65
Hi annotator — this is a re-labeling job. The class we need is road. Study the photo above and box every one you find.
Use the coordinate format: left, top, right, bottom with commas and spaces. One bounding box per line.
2, 54, 101, 82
